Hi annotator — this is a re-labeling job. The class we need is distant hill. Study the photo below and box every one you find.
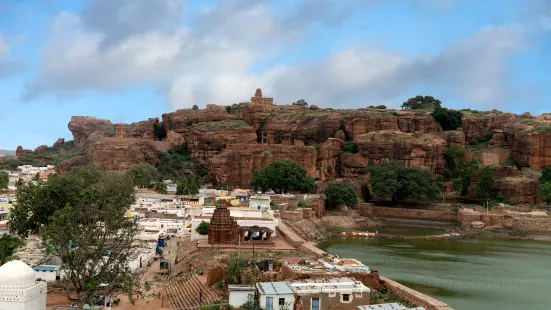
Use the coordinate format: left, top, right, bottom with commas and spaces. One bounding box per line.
0, 149, 15, 157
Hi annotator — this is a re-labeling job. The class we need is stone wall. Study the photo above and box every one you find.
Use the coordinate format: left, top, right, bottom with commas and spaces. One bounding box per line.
380, 276, 453, 310
513, 217, 551, 232
358, 204, 457, 223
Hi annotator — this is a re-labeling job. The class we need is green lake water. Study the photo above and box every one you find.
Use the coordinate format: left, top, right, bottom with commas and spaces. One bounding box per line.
318, 227, 551, 310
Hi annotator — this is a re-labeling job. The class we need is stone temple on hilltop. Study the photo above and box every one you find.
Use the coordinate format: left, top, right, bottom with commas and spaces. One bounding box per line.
0, 260, 47, 310
251, 88, 274, 105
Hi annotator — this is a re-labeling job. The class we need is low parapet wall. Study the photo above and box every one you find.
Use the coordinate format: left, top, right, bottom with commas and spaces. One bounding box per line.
380, 276, 454, 310
276, 222, 304, 248
358, 204, 457, 223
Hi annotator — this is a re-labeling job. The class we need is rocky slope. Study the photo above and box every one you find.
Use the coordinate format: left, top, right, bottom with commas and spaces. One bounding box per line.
61, 94, 551, 204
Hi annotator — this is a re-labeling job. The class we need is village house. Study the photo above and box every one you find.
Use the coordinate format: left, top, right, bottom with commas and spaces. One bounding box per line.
231, 278, 371, 310
249, 194, 271, 209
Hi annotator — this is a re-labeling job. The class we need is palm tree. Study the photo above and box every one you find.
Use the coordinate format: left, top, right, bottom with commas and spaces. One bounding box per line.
0, 235, 25, 265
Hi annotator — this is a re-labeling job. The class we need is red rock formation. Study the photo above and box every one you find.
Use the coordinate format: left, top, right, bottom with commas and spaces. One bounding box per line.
68, 116, 114, 148
15, 145, 32, 157
115, 118, 157, 140
87, 138, 160, 171
209, 144, 317, 188
354, 131, 447, 172
57, 155, 88, 175
316, 138, 343, 181
53, 138, 65, 148
166, 130, 185, 148
162, 106, 235, 133
34, 145, 48, 153
461, 113, 515, 143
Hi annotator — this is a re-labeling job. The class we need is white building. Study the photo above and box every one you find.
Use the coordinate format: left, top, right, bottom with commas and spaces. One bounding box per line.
228, 285, 256, 308
32, 265, 59, 282
257, 282, 296, 310
0, 260, 47, 310
249, 195, 271, 209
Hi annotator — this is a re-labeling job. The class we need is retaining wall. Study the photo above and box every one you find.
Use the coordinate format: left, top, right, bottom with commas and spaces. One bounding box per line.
380, 276, 454, 310
358, 204, 457, 223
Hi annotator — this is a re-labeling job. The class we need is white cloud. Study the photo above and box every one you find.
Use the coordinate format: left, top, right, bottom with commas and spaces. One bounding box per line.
23, 0, 528, 111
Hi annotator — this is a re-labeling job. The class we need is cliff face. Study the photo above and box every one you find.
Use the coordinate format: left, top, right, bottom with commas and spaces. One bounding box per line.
87, 138, 160, 171
65, 95, 551, 204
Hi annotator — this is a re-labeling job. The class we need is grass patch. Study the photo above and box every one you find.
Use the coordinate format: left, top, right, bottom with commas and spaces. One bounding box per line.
531, 124, 551, 133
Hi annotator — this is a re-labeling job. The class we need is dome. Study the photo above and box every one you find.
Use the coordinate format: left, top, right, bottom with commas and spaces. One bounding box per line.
0, 260, 36, 285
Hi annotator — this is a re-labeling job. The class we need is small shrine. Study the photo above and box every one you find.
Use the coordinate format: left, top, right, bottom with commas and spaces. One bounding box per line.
251, 88, 274, 105
208, 205, 240, 244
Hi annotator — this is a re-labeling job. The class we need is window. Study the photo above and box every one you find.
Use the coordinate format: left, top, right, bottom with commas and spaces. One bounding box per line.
311, 298, 320, 310
266, 297, 273, 310
342, 294, 351, 303
279, 298, 286, 306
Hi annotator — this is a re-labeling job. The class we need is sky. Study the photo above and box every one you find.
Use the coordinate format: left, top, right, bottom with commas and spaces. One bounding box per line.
0, 0, 550, 149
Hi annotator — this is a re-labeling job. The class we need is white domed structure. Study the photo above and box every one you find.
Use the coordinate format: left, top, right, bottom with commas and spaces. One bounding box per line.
0, 260, 37, 286
0, 260, 47, 310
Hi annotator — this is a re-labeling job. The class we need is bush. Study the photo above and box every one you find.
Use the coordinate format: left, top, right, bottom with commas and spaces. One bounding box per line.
341, 141, 357, 153
226, 106, 231, 113
327, 167, 333, 173
390, 111, 399, 116
401, 95, 442, 110
196, 221, 209, 235
192, 105, 199, 110
432, 107, 463, 131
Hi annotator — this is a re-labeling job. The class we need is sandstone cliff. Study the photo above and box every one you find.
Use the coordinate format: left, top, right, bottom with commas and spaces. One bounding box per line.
63, 98, 551, 205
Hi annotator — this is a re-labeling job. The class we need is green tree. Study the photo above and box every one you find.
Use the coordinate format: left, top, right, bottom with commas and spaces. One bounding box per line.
226, 106, 232, 113
0, 235, 24, 265
445, 145, 465, 179
432, 107, 463, 131
401, 95, 442, 110
341, 141, 357, 153
0, 171, 8, 190
192, 105, 199, 110
368, 161, 442, 203
367, 105, 387, 109
540, 182, 551, 204
196, 221, 209, 235
249, 160, 315, 194
177, 175, 201, 195
540, 166, 551, 184
459, 160, 479, 196
125, 164, 160, 188
153, 182, 168, 194
476, 166, 495, 209
323, 182, 358, 207
292, 99, 308, 107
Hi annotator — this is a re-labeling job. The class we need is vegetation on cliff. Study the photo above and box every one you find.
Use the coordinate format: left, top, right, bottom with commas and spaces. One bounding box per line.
250, 159, 316, 194
367, 161, 443, 203
193, 119, 249, 131
401, 95, 442, 110
539, 166, 551, 204
10, 166, 141, 303
0, 141, 85, 170
432, 107, 463, 131
157, 146, 208, 179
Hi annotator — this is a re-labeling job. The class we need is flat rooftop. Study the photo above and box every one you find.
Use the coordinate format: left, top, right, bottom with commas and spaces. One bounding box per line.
257, 282, 294, 295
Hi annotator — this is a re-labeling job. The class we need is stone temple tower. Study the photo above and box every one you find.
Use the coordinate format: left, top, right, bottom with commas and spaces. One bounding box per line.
251, 88, 274, 105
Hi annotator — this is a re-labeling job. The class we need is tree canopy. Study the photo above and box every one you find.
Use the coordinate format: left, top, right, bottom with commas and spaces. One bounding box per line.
432, 107, 463, 131
540, 182, 551, 205
192, 105, 199, 110
323, 182, 358, 207
0, 235, 24, 265
367, 105, 387, 109
476, 166, 495, 203
0, 171, 8, 190
10, 166, 141, 303
292, 99, 308, 107
367, 161, 442, 202
540, 166, 551, 184
196, 221, 209, 235
125, 164, 159, 188
250, 160, 315, 194
445, 145, 465, 179
401, 95, 442, 110
177, 175, 201, 195
341, 141, 357, 153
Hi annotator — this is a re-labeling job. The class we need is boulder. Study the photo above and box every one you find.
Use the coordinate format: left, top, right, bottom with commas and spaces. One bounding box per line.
34, 145, 48, 153
53, 138, 65, 148
57, 156, 88, 175
166, 130, 185, 148
15, 145, 32, 157
68, 116, 114, 148
115, 118, 158, 140
471, 221, 485, 229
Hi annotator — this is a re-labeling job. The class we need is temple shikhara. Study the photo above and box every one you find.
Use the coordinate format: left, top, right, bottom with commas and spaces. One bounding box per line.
251, 88, 274, 105
206, 205, 275, 246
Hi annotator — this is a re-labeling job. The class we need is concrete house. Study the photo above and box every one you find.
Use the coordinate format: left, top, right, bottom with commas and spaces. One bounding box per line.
290, 278, 371, 310
257, 282, 296, 310
228, 285, 256, 308
249, 195, 271, 210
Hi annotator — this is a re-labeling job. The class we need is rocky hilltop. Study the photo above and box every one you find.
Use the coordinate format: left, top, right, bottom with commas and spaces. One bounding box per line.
61, 89, 551, 205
